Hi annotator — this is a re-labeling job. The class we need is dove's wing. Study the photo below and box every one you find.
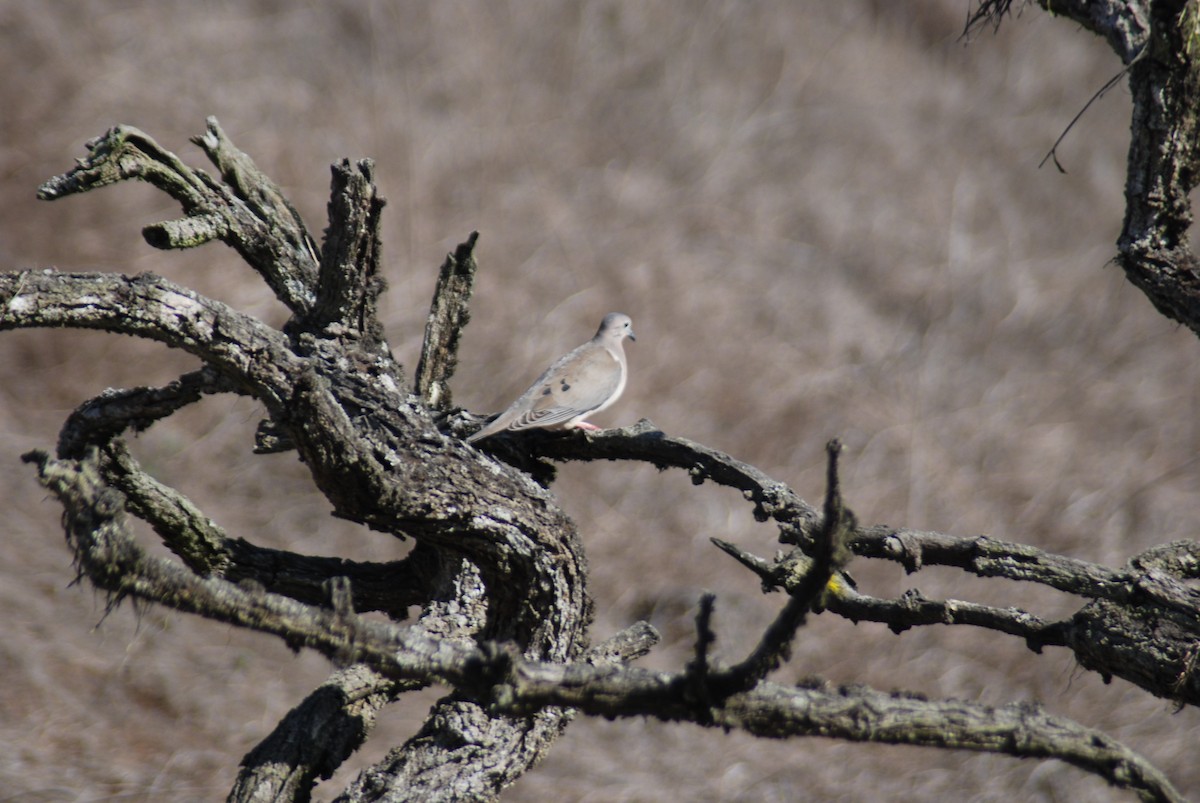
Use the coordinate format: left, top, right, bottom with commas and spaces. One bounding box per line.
505, 342, 623, 431
467, 312, 633, 443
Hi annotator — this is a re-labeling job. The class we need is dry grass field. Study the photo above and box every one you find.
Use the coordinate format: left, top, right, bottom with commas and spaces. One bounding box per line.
3, 1, 1199, 800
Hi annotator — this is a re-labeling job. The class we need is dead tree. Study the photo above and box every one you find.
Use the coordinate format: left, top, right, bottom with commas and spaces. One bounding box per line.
3, 3, 1200, 801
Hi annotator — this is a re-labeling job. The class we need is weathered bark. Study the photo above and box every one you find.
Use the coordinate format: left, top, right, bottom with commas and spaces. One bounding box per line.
416, 232, 478, 411
8, 3, 1200, 792
9, 123, 594, 800
972, 2, 1200, 337
17, 445, 1183, 802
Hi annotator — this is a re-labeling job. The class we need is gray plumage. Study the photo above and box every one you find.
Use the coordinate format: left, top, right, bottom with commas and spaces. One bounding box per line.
467, 312, 636, 443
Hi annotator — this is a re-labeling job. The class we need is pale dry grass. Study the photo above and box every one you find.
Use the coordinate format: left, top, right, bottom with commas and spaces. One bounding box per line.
2, 1, 1198, 800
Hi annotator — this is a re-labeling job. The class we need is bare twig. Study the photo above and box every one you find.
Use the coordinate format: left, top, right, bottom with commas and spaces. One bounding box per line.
683, 592, 719, 721
720, 440, 852, 690
1038, 68, 1131, 173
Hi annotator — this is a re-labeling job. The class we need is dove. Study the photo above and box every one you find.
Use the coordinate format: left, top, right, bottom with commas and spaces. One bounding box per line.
467, 312, 636, 443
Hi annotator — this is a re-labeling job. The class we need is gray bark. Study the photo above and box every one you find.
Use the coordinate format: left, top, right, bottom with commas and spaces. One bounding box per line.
4, 3, 1200, 798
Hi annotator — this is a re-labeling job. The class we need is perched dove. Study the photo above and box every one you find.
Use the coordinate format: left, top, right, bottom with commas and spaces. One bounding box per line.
467, 312, 636, 443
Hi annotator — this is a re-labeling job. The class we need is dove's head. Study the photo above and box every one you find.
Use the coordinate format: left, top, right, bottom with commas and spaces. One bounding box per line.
596, 312, 636, 343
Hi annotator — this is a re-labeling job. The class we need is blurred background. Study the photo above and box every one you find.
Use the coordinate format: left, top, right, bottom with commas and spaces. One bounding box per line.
3, 1, 1199, 800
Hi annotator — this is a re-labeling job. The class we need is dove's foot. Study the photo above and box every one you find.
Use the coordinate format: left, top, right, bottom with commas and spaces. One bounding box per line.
573, 421, 602, 431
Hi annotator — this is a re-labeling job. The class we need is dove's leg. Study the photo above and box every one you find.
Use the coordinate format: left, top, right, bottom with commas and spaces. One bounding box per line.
572, 421, 602, 431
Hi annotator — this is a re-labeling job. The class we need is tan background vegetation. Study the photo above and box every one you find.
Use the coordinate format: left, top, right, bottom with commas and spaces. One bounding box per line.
2, 1, 1198, 800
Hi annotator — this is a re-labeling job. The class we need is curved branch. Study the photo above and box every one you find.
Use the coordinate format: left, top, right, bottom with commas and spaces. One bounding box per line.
29, 448, 1177, 802
38, 120, 318, 314
971, 2, 1200, 337
527, 419, 819, 540
106, 440, 433, 616
531, 421, 1123, 594
23, 450, 477, 682
25, 448, 621, 801
536, 422, 1127, 598
967, 2, 1150, 65
54, 370, 433, 615
0, 270, 299, 406
57, 367, 237, 459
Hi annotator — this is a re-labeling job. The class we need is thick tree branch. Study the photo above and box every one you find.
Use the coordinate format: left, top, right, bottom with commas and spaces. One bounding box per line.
302, 159, 390, 350
0, 264, 584, 657
3, 269, 587, 802
12, 120, 600, 800
230, 664, 416, 803
970, 2, 1200, 337
15, 99, 1198, 798
1115, 1, 1200, 333
5, 231, 586, 803
0, 270, 299, 406
26, 449, 1176, 802
37, 121, 318, 314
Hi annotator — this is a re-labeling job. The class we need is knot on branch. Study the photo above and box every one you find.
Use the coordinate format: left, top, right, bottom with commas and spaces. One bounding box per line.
1067, 541, 1200, 706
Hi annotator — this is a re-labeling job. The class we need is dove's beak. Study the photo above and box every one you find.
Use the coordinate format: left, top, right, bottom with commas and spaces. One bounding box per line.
628, 331, 637, 342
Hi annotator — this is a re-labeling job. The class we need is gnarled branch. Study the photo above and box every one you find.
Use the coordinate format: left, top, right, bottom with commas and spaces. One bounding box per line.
9, 97, 1198, 800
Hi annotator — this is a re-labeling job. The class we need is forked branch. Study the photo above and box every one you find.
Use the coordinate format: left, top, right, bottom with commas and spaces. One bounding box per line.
22, 449, 1182, 802
4, 110, 1194, 800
